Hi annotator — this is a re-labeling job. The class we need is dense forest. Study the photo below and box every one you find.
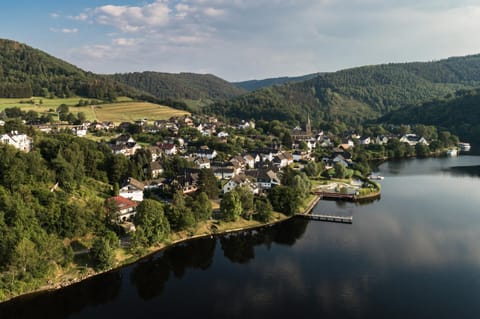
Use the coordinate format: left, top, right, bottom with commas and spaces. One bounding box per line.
0, 39, 150, 100
381, 88, 480, 147
209, 54, 480, 126
110, 72, 246, 101
233, 72, 322, 91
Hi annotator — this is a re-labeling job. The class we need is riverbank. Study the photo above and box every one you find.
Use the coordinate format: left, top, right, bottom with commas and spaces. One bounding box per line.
0, 194, 323, 304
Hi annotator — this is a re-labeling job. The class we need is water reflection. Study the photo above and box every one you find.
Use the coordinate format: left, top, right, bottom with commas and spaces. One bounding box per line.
220, 219, 308, 263
0, 271, 122, 319
446, 165, 480, 178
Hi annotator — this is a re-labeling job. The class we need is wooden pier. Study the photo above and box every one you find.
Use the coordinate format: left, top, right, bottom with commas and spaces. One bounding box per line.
299, 213, 353, 224
314, 191, 356, 201
296, 195, 353, 224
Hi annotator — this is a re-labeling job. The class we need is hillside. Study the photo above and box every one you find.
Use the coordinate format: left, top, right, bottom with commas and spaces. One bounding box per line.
210, 55, 480, 125
233, 73, 322, 91
110, 72, 246, 101
381, 88, 480, 146
0, 38, 148, 100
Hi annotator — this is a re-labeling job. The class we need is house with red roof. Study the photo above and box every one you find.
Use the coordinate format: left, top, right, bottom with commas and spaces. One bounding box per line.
107, 196, 138, 222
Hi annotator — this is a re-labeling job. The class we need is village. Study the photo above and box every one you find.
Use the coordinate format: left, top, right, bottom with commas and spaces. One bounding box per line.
1, 109, 459, 228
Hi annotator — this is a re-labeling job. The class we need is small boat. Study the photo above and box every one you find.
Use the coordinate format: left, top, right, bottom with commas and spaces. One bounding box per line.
458, 142, 471, 152
368, 174, 384, 180
447, 148, 458, 156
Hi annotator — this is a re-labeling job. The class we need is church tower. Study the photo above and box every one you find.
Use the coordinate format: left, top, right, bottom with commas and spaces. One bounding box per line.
306, 113, 312, 137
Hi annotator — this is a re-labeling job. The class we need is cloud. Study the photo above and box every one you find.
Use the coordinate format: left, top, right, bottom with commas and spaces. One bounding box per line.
64, 0, 480, 80
69, 13, 89, 21
94, 1, 171, 32
204, 7, 225, 17
50, 28, 79, 34
50, 13, 60, 19
112, 38, 141, 47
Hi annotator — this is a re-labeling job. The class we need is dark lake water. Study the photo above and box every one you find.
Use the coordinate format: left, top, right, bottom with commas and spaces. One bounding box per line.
2, 156, 480, 319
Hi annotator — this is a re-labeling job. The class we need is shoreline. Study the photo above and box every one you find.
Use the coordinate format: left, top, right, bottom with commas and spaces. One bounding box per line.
0, 200, 311, 305
1, 188, 380, 305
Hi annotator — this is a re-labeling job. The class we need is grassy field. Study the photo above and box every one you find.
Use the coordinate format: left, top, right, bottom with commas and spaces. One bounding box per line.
0, 97, 188, 123
93, 102, 189, 123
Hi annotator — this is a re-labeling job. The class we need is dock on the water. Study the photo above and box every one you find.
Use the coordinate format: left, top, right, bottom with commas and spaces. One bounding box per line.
298, 213, 353, 224
314, 191, 356, 201
297, 194, 353, 224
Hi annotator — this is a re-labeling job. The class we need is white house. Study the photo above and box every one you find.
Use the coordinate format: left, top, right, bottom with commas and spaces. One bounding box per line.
119, 177, 145, 202
158, 143, 177, 156
243, 155, 255, 169
217, 131, 229, 138
107, 196, 138, 222
213, 167, 235, 180
359, 136, 371, 145
223, 174, 259, 194
0, 132, 33, 152
375, 135, 389, 145
72, 127, 87, 137
246, 169, 281, 190
150, 161, 164, 178
195, 157, 211, 169
273, 152, 294, 168
400, 134, 429, 146
194, 148, 217, 160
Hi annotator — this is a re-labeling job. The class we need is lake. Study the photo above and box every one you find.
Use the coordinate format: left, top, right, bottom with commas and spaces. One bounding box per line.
1, 156, 480, 319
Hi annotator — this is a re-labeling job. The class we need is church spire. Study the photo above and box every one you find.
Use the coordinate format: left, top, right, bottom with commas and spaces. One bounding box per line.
306, 113, 312, 136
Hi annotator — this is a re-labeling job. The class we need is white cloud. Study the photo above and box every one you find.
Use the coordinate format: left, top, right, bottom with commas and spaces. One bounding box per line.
94, 1, 170, 32
64, 0, 480, 80
69, 13, 89, 21
50, 28, 79, 34
204, 7, 225, 17
50, 13, 60, 19
112, 38, 141, 47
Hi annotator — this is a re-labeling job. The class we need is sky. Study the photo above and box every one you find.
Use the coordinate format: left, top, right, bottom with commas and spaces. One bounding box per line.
1, 0, 480, 81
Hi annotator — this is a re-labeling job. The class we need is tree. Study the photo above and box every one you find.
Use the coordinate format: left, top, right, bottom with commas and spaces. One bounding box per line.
57, 104, 69, 121
198, 169, 219, 199
268, 186, 300, 216
90, 235, 116, 271
415, 143, 430, 157
134, 199, 170, 245
220, 190, 242, 222
52, 153, 76, 192
11, 238, 41, 278
254, 197, 273, 222
77, 112, 87, 124
292, 172, 312, 200
191, 192, 212, 221
334, 163, 347, 179
236, 185, 254, 220
282, 131, 293, 149
304, 161, 322, 177
166, 190, 195, 231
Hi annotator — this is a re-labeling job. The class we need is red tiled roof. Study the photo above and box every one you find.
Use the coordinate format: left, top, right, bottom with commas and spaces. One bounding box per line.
107, 196, 138, 210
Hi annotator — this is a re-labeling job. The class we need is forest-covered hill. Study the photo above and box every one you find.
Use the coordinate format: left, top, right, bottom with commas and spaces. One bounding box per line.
110, 72, 246, 101
0, 39, 148, 100
209, 54, 480, 125
381, 88, 480, 146
233, 73, 322, 91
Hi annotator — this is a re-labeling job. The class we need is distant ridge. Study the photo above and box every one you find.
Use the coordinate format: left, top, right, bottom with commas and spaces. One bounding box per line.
233, 73, 323, 91
209, 54, 480, 125
110, 71, 246, 101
